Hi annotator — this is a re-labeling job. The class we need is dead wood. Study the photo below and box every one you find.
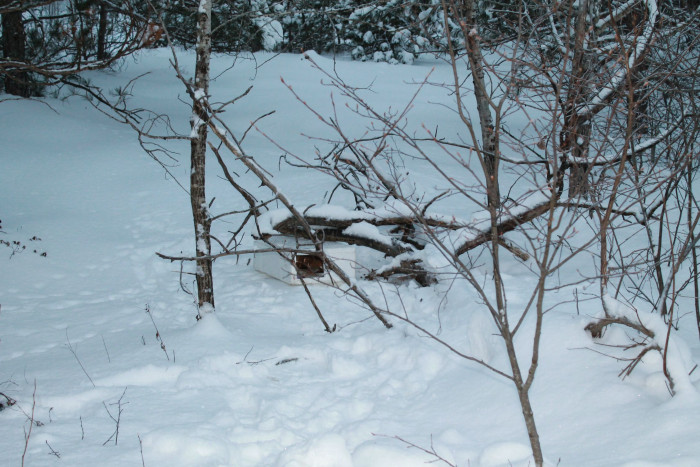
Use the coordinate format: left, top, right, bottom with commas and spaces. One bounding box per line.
585, 315, 655, 339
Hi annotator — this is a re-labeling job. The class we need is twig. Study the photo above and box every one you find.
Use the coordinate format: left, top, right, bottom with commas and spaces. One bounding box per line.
102, 387, 128, 446
65, 330, 95, 388
372, 433, 456, 467
156, 247, 302, 262
236, 346, 254, 364
45, 440, 60, 458
21, 381, 37, 467
235, 346, 274, 366
299, 272, 334, 333
101, 335, 111, 363
138, 434, 146, 467
145, 305, 170, 361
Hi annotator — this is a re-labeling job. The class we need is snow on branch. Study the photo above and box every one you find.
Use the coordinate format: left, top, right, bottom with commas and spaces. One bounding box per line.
587, 217, 700, 396
259, 195, 545, 261
586, 294, 695, 396
260, 186, 649, 272
595, 0, 642, 30
580, 0, 658, 118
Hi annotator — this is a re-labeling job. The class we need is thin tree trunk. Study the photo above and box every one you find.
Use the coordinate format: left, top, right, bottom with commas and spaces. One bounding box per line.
442, 1, 540, 462
564, 0, 591, 200
502, 318, 544, 466
459, 0, 500, 210
190, 0, 214, 316
515, 385, 543, 466
567, 121, 590, 199
2, 9, 30, 97
97, 3, 108, 60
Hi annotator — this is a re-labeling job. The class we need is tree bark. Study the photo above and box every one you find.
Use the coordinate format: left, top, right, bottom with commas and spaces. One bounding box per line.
190, 0, 214, 315
502, 318, 544, 467
563, 0, 591, 200
458, 0, 500, 210
97, 3, 108, 60
2, 8, 30, 97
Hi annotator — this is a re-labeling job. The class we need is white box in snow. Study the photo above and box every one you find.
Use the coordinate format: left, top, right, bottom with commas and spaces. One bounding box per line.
253, 237, 356, 286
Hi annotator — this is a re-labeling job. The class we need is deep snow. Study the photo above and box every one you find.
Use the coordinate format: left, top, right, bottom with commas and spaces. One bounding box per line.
1, 49, 699, 466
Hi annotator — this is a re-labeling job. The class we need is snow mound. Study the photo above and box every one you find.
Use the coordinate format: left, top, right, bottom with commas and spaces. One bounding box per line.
352, 440, 443, 466
479, 442, 533, 467
142, 428, 229, 466
94, 364, 185, 387
278, 433, 353, 467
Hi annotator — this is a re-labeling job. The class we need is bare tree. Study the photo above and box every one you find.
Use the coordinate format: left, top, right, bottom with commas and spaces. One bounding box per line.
83, 2, 385, 325
63, 4, 696, 465
189, 0, 215, 315
441, 0, 501, 210
247, 1, 698, 465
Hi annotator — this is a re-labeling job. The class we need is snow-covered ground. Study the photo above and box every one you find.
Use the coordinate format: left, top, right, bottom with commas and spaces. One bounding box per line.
1, 49, 699, 466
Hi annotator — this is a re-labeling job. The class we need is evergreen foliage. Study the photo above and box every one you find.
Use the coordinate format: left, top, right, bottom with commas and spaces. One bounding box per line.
153, 0, 268, 52
341, 0, 425, 64
2, 0, 148, 95
280, 0, 340, 53
6, 0, 697, 76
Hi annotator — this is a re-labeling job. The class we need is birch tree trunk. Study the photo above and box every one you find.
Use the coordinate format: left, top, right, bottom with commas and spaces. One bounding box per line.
190, 0, 214, 315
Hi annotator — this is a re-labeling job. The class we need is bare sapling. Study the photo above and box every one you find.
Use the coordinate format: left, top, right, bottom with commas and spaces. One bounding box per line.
265, 34, 560, 467
189, 0, 215, 317
251, 0, 693, 462
82, 4, 276, 321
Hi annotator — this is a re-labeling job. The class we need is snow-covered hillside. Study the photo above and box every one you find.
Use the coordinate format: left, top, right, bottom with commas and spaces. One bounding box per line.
1, 49, 699, 466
